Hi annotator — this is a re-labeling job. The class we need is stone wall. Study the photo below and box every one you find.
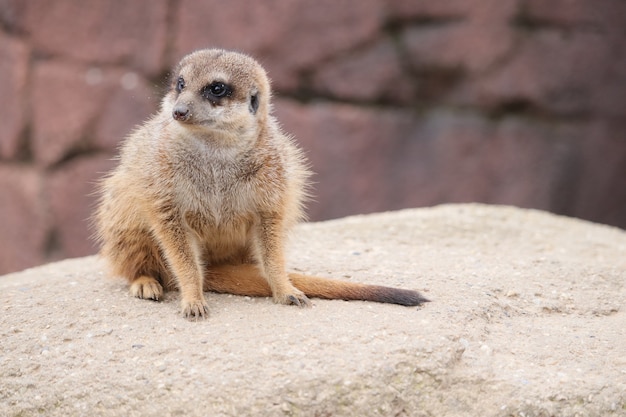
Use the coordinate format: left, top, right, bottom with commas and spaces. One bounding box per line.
0, 0, 624, 274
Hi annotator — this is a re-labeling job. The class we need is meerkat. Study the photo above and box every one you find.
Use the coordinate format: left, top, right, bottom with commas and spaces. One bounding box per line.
94, 48, 428, 319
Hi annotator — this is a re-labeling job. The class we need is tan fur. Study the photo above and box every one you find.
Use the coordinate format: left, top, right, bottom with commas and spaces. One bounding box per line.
94, 49, 427, 320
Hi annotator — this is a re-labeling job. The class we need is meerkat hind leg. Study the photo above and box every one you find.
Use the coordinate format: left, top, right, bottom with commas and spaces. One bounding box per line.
129, 276, 164, 301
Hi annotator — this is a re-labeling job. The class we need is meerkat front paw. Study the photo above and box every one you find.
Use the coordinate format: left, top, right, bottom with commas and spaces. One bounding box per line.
274, 287, 312, 308
181, 298, 210, 320
130, 276, 164, 301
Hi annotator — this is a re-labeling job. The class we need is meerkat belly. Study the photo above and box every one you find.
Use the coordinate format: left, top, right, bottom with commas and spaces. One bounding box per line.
184, 209, 255, 263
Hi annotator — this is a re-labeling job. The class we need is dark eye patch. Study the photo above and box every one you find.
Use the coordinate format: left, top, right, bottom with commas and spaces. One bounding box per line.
201, 81, 232, 101
249, 93, 259, 115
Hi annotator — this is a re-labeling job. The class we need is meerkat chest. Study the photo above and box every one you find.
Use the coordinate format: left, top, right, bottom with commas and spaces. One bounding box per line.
176, 174, 257, 259
171, 153, 268, 234
164, 138, 280, 237
179, 169, 258, 224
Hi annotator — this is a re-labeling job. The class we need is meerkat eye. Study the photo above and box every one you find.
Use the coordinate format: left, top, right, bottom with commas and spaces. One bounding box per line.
202, 81, 231, 100
175, 76, 185, 93
210, 82, 227, 97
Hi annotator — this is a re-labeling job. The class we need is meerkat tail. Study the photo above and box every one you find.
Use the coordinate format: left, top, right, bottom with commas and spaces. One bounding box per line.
204, 264, 429, 306
288, 273, 429, 306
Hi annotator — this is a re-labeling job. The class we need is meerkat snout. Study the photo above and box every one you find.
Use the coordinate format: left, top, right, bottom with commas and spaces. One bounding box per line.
172, 103, 191, 122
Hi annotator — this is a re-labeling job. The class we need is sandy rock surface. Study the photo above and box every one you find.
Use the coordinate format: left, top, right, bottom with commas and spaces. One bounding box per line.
1, 204, 625, 417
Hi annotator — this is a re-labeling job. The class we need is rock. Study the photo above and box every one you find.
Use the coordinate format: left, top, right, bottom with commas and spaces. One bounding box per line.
312, 37, 416, 104
466, 31, 611, 116
1, 204, 624, 416
387, 0, 458, 18
46, 155, 117, 259
93, 75, 158, 152
30, 60, 111, 167
0, 32, 29, 159
274, 99, 417, 219
173, 0, 384, 92
402, 0, 517, 74
15, 0, 168, 75
274, 102, 590, 221
0, 165, 48, 272
523, 0, 623, 28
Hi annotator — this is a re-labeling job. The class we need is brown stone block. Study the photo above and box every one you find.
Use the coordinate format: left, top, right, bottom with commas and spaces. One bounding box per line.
0, 165, 48, 274
387, 0, 476, 19
267, 0, 384, 67
463, 31, 611, 115
274, 102, 584, 221
524, 0, 625, 28
173, 0, 291, 60
488, 118, 578, 210
274, 99, 415, 220
385, 111, 494, 207
174, 0, 384, 92
0, 32, 29, 159
403, 0, 517, 74
574, 121, 626, 228
93, 76, 159, 152
404, 24, 511, 74
46, 154, 117, 259
17, 0, 168, 74
589, 36, 626, 118
31, 61, 109, 166
390, 111, 578, 211
312, 37, 416, 104
30, 61, 154, 166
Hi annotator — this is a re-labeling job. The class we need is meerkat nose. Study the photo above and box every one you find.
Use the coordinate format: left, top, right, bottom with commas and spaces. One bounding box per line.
173, 104, 190, 122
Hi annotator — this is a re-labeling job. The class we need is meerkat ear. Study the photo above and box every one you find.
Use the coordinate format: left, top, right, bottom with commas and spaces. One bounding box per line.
249, 92, 259, 115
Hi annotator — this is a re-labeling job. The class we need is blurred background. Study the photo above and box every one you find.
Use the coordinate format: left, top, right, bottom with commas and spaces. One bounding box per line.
0, 0, 625, 275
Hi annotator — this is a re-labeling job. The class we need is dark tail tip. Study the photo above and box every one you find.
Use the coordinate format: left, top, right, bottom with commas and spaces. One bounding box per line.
369, 286, 430, 306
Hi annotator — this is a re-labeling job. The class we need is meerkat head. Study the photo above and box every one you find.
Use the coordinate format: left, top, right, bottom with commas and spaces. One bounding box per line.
162, 49, 271, 144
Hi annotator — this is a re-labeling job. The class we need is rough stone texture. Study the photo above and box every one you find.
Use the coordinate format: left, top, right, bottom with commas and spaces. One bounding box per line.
274, 102, 582, 220
575, 121, 626, 228
93, 75, 158, 152
46, 155, 117, 260
523, 0, 620, 27
0, 32, 28, 160
0, 165, 48, 272
30, 60, 112, 167
11, 0, 168, 75
1, 205, 625, 416
403, 0, 517, 74
312, 37, 416, 104
0, 0, 625, 274
274, 99, 417, 219
465, 31, 612, 116
174, 0, 384, 91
